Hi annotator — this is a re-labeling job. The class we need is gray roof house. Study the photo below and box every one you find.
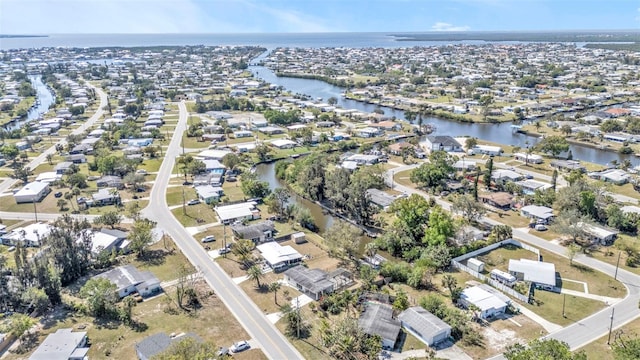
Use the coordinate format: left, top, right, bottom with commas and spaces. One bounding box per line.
231, 220, 275, 243
95, 264, 161, 298
135, 333, 201, 360
366, 188, 397, 210
423, 136, 462, 152
398, 306, 452, 347
96, 175, 124, 189
29, 328, 88, 360
358, 302, 401, 350
283, 266, 352, 300
54, 161, 74, 174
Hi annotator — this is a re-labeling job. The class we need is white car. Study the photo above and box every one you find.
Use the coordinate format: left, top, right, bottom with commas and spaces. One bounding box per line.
201, 235, 215, 243
230, 340, 250, 353
535, 224, 547, 231
218, 247, 231, 255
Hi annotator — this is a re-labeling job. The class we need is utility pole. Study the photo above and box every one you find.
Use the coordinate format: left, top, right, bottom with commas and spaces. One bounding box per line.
223, 223, 227, 258
296, 296, 300, 339
614, 251, 621, 280
562, 293, 566, 318
32, 198, 38, 222
607, 307, 615, 345
182, 185, 186, 215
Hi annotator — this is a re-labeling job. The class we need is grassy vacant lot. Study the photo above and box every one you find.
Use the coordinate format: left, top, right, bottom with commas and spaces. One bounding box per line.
520, 290, 605, 327
181, 136, 211, 149
485, 210, 531, 229
5, 283, 262, 360
393, 169, 415, 188
166, 185, 197, 207
475, 244, 538, 272
274, 307, 332, 360
171, 205, 218, 227
239, 271, 303, 315
128, 241, 196, 282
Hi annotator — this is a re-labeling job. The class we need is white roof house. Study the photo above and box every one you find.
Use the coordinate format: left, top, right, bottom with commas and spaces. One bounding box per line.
598, 169, 630, 185
256, 241, 303, 268
515, 179, 553, 194
621, 205, 640, 215
14, 181, 50, 203
29, 328, 88, 360
580, 222, 619, 245
514, 152, 543, 164
508, 259, 557, 288
196, 149, 232, 160
459, 285, 508, 319
491, 169, 523, 182
35, 171, 63, 183
2, 222, 52, 247
214, 201, 258, 223
270, 139, 297, 149
520, 205, 554, 221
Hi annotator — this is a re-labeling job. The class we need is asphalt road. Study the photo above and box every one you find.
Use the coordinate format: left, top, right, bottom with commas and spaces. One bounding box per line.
142, 102, 303, 360
388, 165, 640, 358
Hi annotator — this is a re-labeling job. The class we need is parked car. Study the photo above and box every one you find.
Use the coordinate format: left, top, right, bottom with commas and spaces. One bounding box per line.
525, 174, 534, 179
216, 347, 229, 356
54, 191, 63, 198
218, 246, 231, 255
136, 169, 148, 175
187, 199, 200, 205
535, 224, 547, 231
202, 235, 215, 243
230, 340, 250, 353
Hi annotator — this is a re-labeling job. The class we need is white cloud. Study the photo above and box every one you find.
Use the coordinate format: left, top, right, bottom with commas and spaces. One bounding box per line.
431, 22, 471, 31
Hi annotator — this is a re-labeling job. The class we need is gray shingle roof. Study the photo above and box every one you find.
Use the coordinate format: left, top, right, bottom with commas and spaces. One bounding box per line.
358, 303, 401, 342
135, 333, 201, 360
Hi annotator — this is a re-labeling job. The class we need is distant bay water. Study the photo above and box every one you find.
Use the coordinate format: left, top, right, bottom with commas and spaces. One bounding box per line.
0, 32, 517, 50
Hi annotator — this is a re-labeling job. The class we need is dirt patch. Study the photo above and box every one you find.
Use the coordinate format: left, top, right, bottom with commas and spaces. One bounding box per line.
483, 326, 520, 352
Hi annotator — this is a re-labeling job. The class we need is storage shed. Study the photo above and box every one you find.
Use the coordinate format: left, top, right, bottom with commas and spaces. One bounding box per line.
467, 258, 485, 273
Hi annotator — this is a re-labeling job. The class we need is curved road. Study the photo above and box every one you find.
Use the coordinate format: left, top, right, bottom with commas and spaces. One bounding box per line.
388, 165, 640, 358
142, 102, 303, 360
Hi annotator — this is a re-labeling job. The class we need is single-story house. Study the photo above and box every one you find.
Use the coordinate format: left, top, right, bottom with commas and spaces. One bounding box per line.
597, 169, 630, 185
356, 127, 383, 138
515, 179, 553, 195
259, 126, 285, 135
550, 160, 586, 173
470, 144, 502, 156
89, 188, 121, 207
371, 120, 402, 131
458, 285, 508, 319
283, 266, 350, 300
491, 169, 524, 183
509, 258, 557, 290
388, 142, 416, 156
193, 173, 224, 187
70, 143, 92, 155
231, 220, 275, 243
90, 228, 129, 255
95, 264, 161, 298
195, 185, 224, 204
621, 205, 640, 215
398, 306, 452, 347
196, 149, 232, 161
514, 152, 543, 164
479, 192, 513, 210
453, 159, 477, 171
345, 154, 379, 165
270, 139, 297, 149
366, 188, 397, 210
135, 333, 201, 360
29, 328, 89, 360
202, 159, 226, 174
54, 161, 74, 175
14, 181, 50, 204
35, 171, 62, 184
214, 201, 260, 224
358, 303, 401, 350
256, 241, 302, 270
233, 130, 254, 138
580, 222, 619, 245
1, 222, 52, 247
520, 205, 554, 223
423, 135, 462, 152
66, 154, 87, 164
96, 175, 124, 189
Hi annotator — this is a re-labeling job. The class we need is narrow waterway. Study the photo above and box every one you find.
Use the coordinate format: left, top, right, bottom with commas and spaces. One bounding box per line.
249, 51, 637, 167
5, 75, 55, 131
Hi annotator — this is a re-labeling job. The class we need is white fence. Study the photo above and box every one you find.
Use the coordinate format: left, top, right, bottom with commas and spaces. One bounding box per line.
451, 238, 536, 303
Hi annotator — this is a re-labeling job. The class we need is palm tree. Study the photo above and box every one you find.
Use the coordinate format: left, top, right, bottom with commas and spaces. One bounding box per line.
269, 282, 281, 305
441, 274, 458, 298
247, 265, 264, 288
45, 153, 54, 165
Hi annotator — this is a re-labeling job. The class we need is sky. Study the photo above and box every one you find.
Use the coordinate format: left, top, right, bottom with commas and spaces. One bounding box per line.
1, 0, 639, 34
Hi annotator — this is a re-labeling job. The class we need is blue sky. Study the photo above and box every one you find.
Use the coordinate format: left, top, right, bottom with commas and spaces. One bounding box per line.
1, 0, 639, 34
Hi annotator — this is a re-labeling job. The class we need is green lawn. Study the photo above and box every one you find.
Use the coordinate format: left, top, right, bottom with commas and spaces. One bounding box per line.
171, 205, 219, 227
520, 291, 605, 327
128, 241, 195, 282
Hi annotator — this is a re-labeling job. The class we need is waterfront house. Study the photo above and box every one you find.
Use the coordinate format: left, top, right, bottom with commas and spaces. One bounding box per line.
283, 266, 352, 300
371, 120, 402, 131
270, 139, 296, 149
257, 241, 302, 271
214, 201, 260, 224
231, 221, 275, 243
195, 185, 224, 204
366, 188, 397, 210
356, 127, 383, 138
423, 135, 462, 152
